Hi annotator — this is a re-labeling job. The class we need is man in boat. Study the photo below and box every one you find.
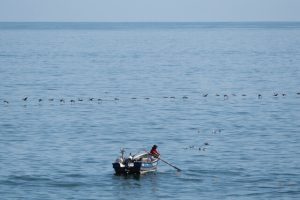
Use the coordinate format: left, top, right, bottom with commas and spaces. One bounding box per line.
150, 145, 160, 158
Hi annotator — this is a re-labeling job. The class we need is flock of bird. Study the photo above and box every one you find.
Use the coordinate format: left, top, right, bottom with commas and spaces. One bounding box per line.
183, 129, 222, 152
1, 92, 299, 105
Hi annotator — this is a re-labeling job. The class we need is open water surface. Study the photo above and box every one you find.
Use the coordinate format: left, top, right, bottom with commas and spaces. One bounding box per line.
0, 22, 300, 199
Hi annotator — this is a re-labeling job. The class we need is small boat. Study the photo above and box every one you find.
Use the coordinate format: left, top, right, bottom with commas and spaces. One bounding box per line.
112, 149, 159, 175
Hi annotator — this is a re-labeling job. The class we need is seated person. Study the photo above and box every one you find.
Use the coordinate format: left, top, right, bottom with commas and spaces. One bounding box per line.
150, 145, 160, 158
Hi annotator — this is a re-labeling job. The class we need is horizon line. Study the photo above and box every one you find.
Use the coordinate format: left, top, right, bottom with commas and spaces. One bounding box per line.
1, 20, 300, 23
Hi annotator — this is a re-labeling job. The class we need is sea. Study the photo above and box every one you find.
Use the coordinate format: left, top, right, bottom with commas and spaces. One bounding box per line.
0, 22, 300, 199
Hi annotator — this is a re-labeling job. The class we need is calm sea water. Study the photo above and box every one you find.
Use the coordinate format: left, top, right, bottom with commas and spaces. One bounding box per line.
1, 22, 300, 199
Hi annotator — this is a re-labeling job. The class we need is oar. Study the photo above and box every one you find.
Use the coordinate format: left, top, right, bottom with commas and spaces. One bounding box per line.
158, 157, 182, 172
145, 150, 181, 172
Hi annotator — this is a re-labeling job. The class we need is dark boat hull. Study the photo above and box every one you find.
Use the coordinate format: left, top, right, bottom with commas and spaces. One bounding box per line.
113, 160, 158, 175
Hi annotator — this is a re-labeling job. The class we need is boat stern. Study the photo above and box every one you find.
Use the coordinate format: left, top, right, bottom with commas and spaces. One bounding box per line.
112, 162, 126, 175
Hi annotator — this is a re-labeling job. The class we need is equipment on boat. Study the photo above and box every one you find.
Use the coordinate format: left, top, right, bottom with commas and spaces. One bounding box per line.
112, 148, 159, 175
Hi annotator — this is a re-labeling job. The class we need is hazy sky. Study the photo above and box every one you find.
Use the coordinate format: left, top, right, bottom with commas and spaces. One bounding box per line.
0, 0, 299, 22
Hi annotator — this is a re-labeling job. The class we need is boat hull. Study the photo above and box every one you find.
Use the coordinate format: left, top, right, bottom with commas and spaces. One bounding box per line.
113, 160, 158, 175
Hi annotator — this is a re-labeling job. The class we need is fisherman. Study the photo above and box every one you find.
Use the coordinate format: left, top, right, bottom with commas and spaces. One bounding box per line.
150, 145, 160, 158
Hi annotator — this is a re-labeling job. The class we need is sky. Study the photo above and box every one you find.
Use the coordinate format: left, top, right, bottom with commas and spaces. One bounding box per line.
0, 0, 300, 22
